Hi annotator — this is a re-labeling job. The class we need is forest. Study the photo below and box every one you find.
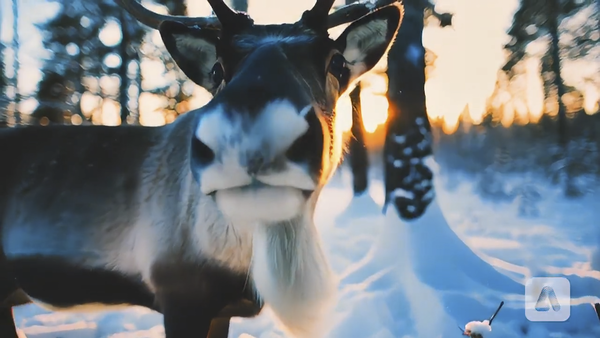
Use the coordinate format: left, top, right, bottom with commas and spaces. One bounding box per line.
1, 0, 599, 213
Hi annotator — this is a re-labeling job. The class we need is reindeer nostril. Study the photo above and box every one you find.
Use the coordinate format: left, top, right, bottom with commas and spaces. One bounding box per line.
286, 108, 323, 164
191, 136, 215, 167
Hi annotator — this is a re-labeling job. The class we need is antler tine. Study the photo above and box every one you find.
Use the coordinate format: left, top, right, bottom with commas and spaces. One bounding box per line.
206, 0, 254, 32
309, 0, 336, 19
302, 0, 335, 31
206, 0, 238, 24
115, 0, 221, 30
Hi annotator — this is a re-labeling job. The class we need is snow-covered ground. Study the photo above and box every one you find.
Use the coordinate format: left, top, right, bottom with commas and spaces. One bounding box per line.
12, 157, 600, 338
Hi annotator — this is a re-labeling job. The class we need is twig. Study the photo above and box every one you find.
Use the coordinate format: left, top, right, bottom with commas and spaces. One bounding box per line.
488, 301, 504, 325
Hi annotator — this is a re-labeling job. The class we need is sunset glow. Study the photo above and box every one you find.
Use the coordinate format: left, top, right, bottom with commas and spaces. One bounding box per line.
5, 0, 598, 133
584, 82, 600, 115
525, 57, 545, 122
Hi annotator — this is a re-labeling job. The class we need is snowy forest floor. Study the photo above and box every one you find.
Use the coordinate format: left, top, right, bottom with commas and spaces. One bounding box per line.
12, 157, 600, 338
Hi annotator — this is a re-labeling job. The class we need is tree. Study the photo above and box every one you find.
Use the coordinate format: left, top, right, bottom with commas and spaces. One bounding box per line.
34, 0, 108, 124
34, 0, 147, 125
0, 12, 6, 115
344, 0, 369, 196
503, 0, 598, 196
348, 84, 369, 194
504, 0, 596, 145
383, 0, 451, 220
0, 54, 6, 127
10, 0, 21, 125
116, 3, 147, 124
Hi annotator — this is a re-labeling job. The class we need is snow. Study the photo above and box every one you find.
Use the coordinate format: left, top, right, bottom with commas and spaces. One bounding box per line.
12, 157, 600, 337
464, 320, 492, 336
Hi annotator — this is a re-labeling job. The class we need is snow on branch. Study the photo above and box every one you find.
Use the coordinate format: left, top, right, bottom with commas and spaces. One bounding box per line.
460, 301, 504, 338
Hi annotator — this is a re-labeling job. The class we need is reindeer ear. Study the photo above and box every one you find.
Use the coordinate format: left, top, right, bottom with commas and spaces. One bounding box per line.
159, 21, 220, 92
334, 3, 403, 83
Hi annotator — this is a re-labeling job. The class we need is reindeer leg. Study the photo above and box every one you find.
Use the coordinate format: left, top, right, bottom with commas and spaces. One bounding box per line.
207, 318, 230, 338
0, 252, 19, 338
162, 304, 214, 337
159, 293, 225, 338
0, 307, 18, 338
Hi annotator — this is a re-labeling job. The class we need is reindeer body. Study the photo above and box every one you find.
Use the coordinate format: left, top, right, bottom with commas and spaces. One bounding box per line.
0, 114, 260, 334
0, 1, 405, 337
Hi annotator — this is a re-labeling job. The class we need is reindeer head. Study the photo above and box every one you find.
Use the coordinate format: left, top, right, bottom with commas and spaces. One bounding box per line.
119, 0, 404, 224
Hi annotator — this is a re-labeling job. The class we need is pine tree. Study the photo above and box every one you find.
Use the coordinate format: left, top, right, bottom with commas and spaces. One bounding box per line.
345, 0, 369, 196
35, 0, 106, 124
348, 84, 369, 194
383, 0, 451, 220
503, 0, 598, 197
9, 0, 21, 125
0, 24, 6, 116
33, 0, 146, 125
0, 7, 5, 104
504, 0, 597, 142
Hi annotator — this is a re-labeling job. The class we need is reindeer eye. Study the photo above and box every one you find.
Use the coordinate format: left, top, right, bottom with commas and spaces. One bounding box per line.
328, 54, 350, 91
210, 62, 224, 87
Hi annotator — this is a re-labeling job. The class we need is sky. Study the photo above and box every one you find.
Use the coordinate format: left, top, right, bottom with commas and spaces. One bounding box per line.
1, 0, 598, 128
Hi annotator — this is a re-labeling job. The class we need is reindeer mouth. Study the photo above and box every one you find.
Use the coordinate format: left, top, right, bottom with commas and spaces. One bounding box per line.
208, 180, 313, 199
208, 181, 313, 223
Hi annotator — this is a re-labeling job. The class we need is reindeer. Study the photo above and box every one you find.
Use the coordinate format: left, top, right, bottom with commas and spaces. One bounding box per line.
0, 0, 404, 337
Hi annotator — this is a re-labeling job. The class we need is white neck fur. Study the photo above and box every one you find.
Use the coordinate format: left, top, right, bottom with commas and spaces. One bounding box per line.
251, 212, 337, 338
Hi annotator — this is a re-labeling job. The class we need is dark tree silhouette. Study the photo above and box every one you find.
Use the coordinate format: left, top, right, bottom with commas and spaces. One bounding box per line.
35, 0, 110, 124
33, 0, 146, 125
504, 0, 596, 144
344, 0, 369, 195
31, 71, 73, 124
0, 41, 6, 113
348, 84, 369, 194
503, 0, 598, 196
10, 0, 21, 125
383, 0, 451, 220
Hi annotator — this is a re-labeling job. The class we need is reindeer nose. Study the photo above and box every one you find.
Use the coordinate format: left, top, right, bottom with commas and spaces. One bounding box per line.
191, 136, 216, 168
285, 106, 324, 167
192, 101, 324, 179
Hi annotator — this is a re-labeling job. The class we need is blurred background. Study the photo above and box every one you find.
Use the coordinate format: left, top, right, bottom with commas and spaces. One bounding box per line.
0, 0, 599, 209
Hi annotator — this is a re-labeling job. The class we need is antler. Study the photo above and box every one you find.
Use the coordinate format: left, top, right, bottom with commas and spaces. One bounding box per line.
205, 0, 251, 27
114, 0, 221, 30
116, 0, 398, 32
302, 0, 335, 31
115, 0, 252, 31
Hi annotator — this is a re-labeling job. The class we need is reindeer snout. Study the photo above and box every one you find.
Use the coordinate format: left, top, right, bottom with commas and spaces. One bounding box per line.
193, 100, 323, 171
192, 100, 322, 194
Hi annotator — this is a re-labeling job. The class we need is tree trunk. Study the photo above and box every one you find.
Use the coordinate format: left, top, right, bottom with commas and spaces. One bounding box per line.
383, 0, 434, 220
348, 84, 369, 195
11, 0, 20, 125
0, 9, 6, 125
547, 0, 579, 196
0, 12, 4, 96
345, 0, 370, 195
119, 11, 132, 124
547, 0, 567, 146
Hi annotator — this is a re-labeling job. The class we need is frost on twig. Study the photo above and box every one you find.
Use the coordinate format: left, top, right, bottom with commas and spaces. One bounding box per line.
460, 301, 504, 338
